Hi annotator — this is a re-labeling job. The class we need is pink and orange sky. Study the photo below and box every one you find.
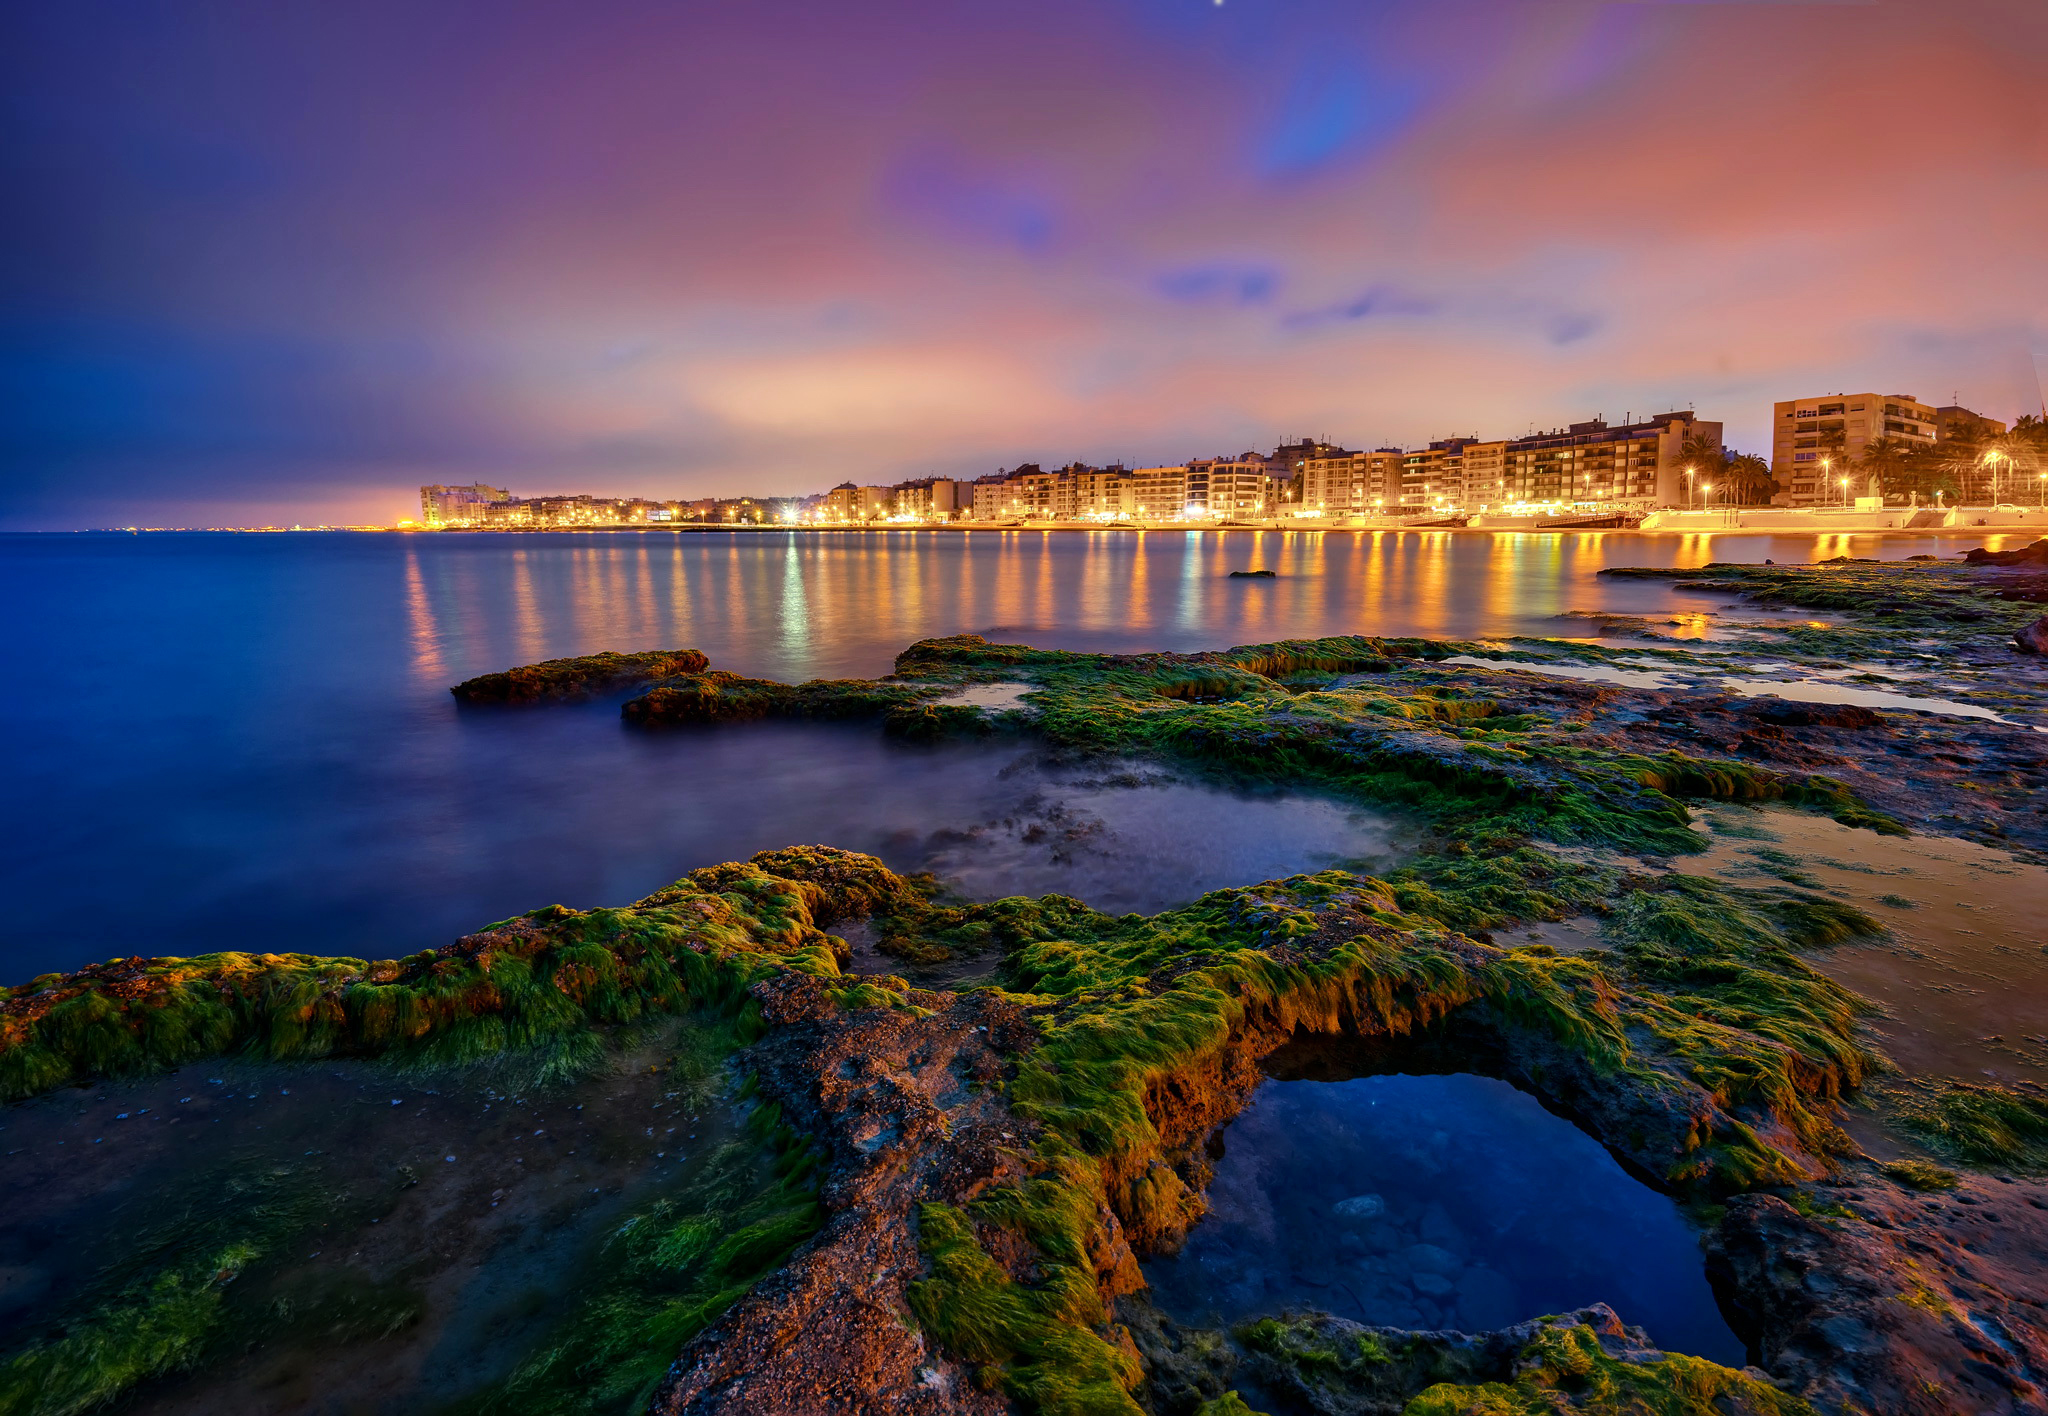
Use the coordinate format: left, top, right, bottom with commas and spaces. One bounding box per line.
3, 0, 2044, 528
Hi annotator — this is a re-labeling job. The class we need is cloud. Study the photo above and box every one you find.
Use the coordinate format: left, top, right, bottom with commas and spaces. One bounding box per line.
1257, 56, 1428, 178
1283, 284, 1441, 328
1546, 312, 1602, 346
1, 0, 2043, 528
881, 149, 1059, 256
1155, 263, 1279, 305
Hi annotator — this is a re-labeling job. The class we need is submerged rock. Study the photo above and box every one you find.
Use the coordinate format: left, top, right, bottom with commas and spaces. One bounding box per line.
1332, 1194, 1385, 1221
1403, 1242, 1462, 1277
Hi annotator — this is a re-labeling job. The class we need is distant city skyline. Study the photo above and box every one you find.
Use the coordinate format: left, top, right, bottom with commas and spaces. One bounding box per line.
4, 0, 2044, 531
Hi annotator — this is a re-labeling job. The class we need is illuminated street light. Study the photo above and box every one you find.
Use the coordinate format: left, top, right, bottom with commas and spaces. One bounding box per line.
1982, 449, 2010, 504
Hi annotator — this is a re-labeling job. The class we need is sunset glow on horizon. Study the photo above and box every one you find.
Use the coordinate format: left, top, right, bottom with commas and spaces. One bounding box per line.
4, 0, 2043, 529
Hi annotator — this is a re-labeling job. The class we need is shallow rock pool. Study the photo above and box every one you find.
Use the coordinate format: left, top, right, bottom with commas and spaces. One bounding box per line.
1140, 1072, 1745, 1365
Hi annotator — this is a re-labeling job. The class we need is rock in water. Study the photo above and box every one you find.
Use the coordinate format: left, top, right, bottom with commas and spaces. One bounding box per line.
1333, 1193, 1385, 1220
1228, 568, 1276, 578
2018, 614, 2048, 655
1964, 537, 2048, 567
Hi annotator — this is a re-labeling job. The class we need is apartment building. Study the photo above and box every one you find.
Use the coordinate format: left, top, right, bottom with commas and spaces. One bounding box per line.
1400, 439, 1476, 512
1298, 450, 1404, 517
419, 483, 509, 526
818, 484, 862, 521
889, 479, 966, 520
969, 476, 1017, 521
1130, 466, 1190, 520
1503, 413, 1716, 509
1770, 394, 1935, 505
1054, 467, 1134, 519
1182, 455, 1271, 520
1935, 404, 2008, 443
1459, 442, 1508, 509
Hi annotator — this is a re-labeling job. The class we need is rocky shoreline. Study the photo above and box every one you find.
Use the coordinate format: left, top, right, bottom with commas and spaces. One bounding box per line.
5, 554, 2047, 1415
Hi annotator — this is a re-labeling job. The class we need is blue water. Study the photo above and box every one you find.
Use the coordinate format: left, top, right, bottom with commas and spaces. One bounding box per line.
0, 527, 1989, 983
1142, 1073, 1744, 1363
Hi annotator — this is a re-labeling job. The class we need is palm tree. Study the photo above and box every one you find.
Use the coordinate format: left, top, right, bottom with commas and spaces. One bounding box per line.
1721, 452, 1775, 505
2012, 413, 2048, 457
1856, 436, 1918, 501
1965, 432, 2043, 505
1675, 433, 1727, 507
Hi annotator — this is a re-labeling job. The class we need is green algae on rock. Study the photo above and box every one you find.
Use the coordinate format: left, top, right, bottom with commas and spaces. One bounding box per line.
621, 671, 937, 727
0, 1241, 259, 1416
457, 1109, 825, 1416
1871, 1076, 2048, 1172
14, 595, 2048, 1416
612, 634, 1979, 863
451, 649, 711, 703
1399, 1310, 1813, 1416
0, 844, 923, 1102
1, 843, 2034, 1415
1602, 552, 2047, 621
0, 1014, 814, 1416
1131, 1305, 1812, 1416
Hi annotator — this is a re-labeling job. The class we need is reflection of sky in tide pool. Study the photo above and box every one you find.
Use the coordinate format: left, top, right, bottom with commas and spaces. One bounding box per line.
1142, 1074, 1743, 1365
882, 757, 1407, 917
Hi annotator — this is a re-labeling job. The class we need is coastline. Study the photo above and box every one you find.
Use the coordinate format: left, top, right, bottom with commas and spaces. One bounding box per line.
77, 508, 2048, 538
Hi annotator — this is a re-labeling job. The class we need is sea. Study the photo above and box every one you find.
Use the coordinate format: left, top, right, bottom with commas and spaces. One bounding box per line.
0, 526, 2023, 984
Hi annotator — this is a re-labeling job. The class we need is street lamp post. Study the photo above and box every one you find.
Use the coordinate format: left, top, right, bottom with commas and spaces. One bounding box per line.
1838, 476, 1850, 509
1684, 466, 1696, 510
1982, 449, 2008, 505
1818, 457, 1832, 509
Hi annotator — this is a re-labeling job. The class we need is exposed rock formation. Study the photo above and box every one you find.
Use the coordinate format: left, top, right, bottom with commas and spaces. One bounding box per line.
1126, 1302, 1809, 1415
650, 977, 1038, 1416
450, 647, 708, 702
1710, 1179, 2048, 1415
1965, 539, 2048, 568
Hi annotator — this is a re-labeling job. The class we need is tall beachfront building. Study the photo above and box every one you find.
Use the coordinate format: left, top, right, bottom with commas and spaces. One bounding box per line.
1501, 413, 1719, 510
419, 483, 509, 526
1401, 439, 1477, 512
1298, 450, 1406, 517
1768, 393, 1936, 505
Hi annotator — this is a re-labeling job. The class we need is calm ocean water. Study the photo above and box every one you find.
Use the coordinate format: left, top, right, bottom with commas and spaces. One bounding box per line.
0, 527, 2008, 981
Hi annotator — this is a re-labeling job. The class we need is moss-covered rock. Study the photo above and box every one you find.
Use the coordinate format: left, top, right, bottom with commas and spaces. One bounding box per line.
450, 649, 709, 703
0, 847, 915, 1100
1127, 1304, 1809, 1416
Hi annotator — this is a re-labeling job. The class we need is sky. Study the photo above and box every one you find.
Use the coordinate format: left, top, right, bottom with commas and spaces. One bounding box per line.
3, 0, 2044, 529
